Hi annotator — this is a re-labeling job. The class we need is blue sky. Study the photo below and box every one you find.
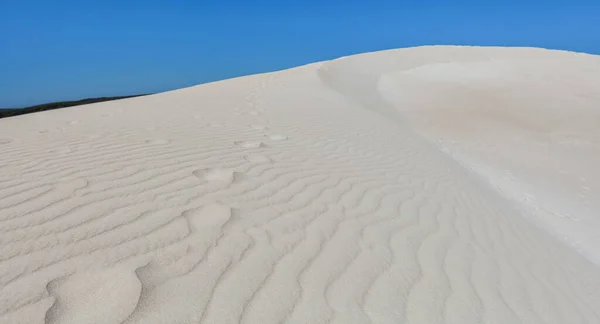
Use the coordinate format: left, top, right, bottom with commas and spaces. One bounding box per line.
1, 1, 599, 108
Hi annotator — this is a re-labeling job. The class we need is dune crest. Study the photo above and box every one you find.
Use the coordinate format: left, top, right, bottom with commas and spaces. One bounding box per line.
1, 46, 600, 323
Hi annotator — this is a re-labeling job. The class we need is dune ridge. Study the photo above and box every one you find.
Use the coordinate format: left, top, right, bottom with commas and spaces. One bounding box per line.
1, 46, 600, 323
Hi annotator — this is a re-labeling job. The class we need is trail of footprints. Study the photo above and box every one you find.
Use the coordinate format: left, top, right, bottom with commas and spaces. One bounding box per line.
194, 123, 285, 185
0, 107, 288, 324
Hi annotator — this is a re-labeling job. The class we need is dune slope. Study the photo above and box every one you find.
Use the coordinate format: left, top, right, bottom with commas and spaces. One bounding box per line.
1, 46, 599, 324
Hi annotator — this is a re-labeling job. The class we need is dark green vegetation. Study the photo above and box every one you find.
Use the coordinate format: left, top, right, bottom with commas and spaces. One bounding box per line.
0, 95, 149, 119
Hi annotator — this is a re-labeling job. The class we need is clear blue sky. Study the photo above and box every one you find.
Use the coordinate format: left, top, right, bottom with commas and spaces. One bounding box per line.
1, 1, 599, 108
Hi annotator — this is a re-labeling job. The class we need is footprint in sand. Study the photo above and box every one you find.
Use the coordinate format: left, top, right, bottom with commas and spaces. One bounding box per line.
54, 147, 72, 154
234, 141, 265, 149
192, 168, 247, 184
244, 154, 272, 163
0, 139, 12, 145
250, 124, 267, 131
266, 134, 287, 141
45, 263, 143, 324
147, 139, 170, 145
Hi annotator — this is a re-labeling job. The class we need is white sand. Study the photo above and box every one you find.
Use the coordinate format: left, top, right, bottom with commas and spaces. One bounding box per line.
1, 46, 600, 324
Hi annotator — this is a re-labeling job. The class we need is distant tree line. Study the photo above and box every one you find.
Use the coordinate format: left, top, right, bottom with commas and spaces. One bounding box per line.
0, 95, 149, 119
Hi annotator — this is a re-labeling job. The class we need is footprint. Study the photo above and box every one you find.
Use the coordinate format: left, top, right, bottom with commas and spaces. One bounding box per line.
45, 262, 144, 324
244, 154, 271, 164
248, 110, 263, 116
184, 204, 233, 234
250, 124, 267, 131
0, 139, 12, 145
166, 204, 234, 273
192, 168, 247, 184
146, 139, 169, 145
234, 141, 265, 149
266, 134, 287, 141
53, 147, 72, 154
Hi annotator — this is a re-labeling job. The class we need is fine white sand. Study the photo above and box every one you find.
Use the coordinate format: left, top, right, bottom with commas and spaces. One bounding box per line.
1, 46, 600, 324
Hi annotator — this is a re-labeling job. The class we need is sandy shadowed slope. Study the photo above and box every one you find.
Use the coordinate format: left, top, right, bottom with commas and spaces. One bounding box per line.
1, 46, 600, 324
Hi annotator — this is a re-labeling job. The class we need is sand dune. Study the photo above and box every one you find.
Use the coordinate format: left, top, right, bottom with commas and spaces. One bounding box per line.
1, 46, 600, 324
